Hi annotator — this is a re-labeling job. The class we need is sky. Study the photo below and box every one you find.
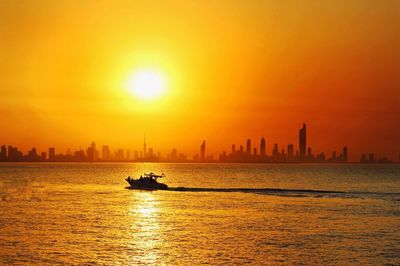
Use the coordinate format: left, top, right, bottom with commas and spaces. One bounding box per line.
0, 0, 399, 161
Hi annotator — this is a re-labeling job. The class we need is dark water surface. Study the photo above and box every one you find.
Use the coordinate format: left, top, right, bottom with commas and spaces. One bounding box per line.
0, 163, 399, 264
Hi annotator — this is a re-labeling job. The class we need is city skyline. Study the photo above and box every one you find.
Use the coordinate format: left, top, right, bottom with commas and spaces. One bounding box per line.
1, 123, 397, 163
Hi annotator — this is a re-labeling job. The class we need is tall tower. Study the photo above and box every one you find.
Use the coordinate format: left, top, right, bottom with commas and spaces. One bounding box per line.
143, 134, 147, 158
260, 137, 266, 158
273, 144, 279, 158
49, 147, 56, 161
299, 123, 307, 160
0, 145, 6, 161
200, 140, 206, 161
287, 144, 294, 159
246, 139, 251, 155
343, 146, 348, 162
87, 142, 97, 161
102, 145, 110, 161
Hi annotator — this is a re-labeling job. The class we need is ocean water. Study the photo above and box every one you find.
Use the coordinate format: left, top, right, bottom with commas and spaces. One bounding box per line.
0, 163, 399, 265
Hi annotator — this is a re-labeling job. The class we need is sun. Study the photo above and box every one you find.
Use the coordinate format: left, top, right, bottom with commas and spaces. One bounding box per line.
125, 69, 167, 100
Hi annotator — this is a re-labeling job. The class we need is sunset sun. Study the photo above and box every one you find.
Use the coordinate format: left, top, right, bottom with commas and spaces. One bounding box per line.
125, 69, 167, 100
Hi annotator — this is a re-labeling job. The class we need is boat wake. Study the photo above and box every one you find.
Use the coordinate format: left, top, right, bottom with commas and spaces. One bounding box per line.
169, 187, 341, 193
166, 187, 400, 200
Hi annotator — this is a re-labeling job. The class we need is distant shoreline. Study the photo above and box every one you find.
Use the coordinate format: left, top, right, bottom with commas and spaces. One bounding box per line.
0, 161, 398, 165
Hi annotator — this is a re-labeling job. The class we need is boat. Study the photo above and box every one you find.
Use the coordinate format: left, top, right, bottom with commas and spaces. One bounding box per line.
125, 172, 168, 190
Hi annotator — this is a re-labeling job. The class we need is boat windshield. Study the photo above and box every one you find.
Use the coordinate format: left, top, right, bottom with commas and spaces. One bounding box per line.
144, 173, 164, 180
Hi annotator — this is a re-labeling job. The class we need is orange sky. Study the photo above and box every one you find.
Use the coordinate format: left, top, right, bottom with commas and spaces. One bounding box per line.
0, 0, 399, 161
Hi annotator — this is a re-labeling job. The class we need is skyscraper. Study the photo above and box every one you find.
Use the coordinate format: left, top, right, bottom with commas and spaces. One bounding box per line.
200, 140, 206, 160
299, 123, 306, 160
287, 144, 294, 159
27, 147, 38, 161
273, 144, 279, 158
8, 146, 21, 161
87, 142, 97, 161
102, 145, 110, 161
343, 146, 348, 162
115, 149, 125, 161
246, 139, 251, 155
260, 137, 266, 158
143, 135, 147, 158
0, 145, 6, 161
369, 153, 375, 162
148, 148, 154, 158
49, 147, 56, 161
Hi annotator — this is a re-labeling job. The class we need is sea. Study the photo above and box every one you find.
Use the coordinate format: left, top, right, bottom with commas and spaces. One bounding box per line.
0, 163, 399, 265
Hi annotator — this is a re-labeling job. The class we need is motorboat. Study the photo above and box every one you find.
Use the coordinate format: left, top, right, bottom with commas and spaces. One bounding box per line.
125, 172, 168, 190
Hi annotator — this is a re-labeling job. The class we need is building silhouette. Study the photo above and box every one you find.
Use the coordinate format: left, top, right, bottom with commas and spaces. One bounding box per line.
102, 145, 111, 161
0, 122, 396, 164
87, 142, 97, 161
287, 144, 294, 160
8, 146, 22, 161
260, 137, 266, 158
299, 123, 307, 160
307, 147, 312, 160
143, 135, 147, 158
0, 145, 6, 161
115, 148, 125, 161
343, 146, 348, 162
246, 139, 251, 156
27, 148, 40, 161
200, 140, 206, 161
49, 147, 56, 161
272, 144, 278, 158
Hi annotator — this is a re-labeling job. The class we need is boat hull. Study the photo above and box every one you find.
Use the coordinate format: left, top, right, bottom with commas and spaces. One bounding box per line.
126, 179, 168, 190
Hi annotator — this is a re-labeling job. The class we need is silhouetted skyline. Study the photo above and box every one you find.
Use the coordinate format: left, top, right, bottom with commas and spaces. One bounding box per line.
1, 123, 398, 164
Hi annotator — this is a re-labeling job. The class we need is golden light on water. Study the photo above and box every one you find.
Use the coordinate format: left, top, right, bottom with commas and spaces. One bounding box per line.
129, 192, 161, 264
125, 69, 167, 101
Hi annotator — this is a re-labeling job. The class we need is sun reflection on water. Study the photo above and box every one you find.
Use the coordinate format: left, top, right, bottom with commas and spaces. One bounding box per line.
128, 192, 162, 264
